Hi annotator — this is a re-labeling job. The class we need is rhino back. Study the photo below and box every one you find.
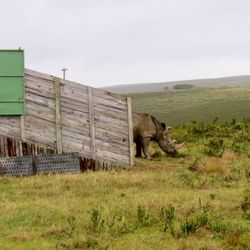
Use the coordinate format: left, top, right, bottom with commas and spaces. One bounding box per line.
132, 113, 156, 139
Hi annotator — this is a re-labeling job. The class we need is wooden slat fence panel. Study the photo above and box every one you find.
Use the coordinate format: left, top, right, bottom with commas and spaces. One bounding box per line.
0, 68, 133, 167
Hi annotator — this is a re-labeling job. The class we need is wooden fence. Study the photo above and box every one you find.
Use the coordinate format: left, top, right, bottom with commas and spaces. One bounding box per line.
0, 69, 134, 167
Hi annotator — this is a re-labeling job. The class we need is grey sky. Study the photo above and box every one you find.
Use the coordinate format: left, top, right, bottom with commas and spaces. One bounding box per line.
1, 0, 250, 87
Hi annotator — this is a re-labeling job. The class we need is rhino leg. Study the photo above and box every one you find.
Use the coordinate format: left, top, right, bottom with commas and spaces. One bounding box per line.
142, 137, 151, 160
135, 140, 142, 157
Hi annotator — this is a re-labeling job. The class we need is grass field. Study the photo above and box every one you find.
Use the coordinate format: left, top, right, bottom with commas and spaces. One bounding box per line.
0, 87, 250, 249
0, 120, 250, 249
130, 87, 250, 126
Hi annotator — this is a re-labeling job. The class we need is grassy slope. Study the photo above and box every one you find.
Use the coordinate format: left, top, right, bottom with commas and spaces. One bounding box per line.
0, 122, 250, 249
130, 87, 250, 126
0, 88, 250, 249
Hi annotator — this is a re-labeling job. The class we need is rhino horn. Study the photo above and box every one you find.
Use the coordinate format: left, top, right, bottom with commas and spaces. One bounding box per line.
174, 142, 185, 150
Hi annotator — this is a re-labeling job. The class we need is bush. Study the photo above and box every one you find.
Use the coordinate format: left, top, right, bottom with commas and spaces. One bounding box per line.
204, 138, 225, 157
241, 189, 250, 219
160, 205, 175, 233
137, 205, 150, 227
233, 122, 246, 131
173, 84, 195, 90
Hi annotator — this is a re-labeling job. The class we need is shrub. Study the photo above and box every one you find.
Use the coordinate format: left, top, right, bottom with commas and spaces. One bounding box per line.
241, 189, 250, 219
160, 205, 175, 233
173, 84, 195, 90
244, 165, 250, 182
180, 218, 199, 235
208, 220, 227, 236
65, 216, 77, 238
233, 122, 246, 131
137, 205, 150, 227
204, 138, 225, 157
89, 209, 105, 232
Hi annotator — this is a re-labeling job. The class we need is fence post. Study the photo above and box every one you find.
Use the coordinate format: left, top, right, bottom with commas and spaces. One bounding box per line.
127, 97, 134, 166
88, 86, 96, 160
54, 77, 62, 154
20, 115, 26, 141
19, 115, 25, 156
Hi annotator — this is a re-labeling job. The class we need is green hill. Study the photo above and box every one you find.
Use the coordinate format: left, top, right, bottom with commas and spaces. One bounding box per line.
103, 75, 250, 94
129, 87, 250, 126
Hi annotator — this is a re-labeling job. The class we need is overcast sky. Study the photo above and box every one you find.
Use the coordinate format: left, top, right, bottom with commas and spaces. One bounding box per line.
1, 0, 250, 87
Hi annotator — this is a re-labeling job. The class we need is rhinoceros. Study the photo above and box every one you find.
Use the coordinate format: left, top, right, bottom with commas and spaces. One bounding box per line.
133, 112, 184, 159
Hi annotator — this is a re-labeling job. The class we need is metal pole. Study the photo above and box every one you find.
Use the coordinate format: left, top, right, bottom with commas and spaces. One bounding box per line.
61, 68, 68, 80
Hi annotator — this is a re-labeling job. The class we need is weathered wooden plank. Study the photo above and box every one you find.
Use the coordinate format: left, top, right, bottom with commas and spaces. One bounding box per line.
61, 120, 90, 135
96, 149, 129, 165
25, 75, 55, 90
94, 141, 129, 153
94, 135, 129, 149
23, 117, 55, 135
95, 120, 128, 135
25, 68, 55, 81
25, 86, 55, 99
61, 106, 90, 121
62, 141, 92, 159
60, 88, 89, 102
24, 123, 56, 136
0, 116, 20, 126
0, 126, 20, 139
95, 143, 129, 156
24, 129, 55, 147
94, 115, 129, 128
94, 127, 129, 142
25, 97, 55, 113
62, 128, 91, 143
25, 92, 55, 109
0, 122, 20, 133
94, 102, 128, 112
24, 127, 56, 142
54, 77, 62, 154
88, 87, 96, 160
94, 107, 128, 121
25, 76, 55, 96
25, 105, 55, 122
94, 100, 127, 111
60, 78, 88, 93
93, 88, 127, 102
60, 98, 89, 113
94, 97, 127, 111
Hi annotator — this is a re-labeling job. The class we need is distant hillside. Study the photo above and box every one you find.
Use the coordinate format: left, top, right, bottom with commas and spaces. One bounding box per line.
103, 75, 250, 94
129, 87, 250, 126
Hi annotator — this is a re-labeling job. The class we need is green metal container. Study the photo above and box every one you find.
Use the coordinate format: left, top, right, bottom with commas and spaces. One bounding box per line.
0, 49, 25, 115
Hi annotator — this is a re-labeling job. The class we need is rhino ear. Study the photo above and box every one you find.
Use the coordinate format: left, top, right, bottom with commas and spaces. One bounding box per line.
161, 123, 166, 130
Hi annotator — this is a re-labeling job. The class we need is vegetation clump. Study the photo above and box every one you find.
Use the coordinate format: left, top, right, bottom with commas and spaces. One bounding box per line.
241, 189, 250, 220
172, 84, 195, 90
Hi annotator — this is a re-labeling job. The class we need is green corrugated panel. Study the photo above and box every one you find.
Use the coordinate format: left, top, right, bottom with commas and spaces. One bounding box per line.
0, 49, 25, 115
